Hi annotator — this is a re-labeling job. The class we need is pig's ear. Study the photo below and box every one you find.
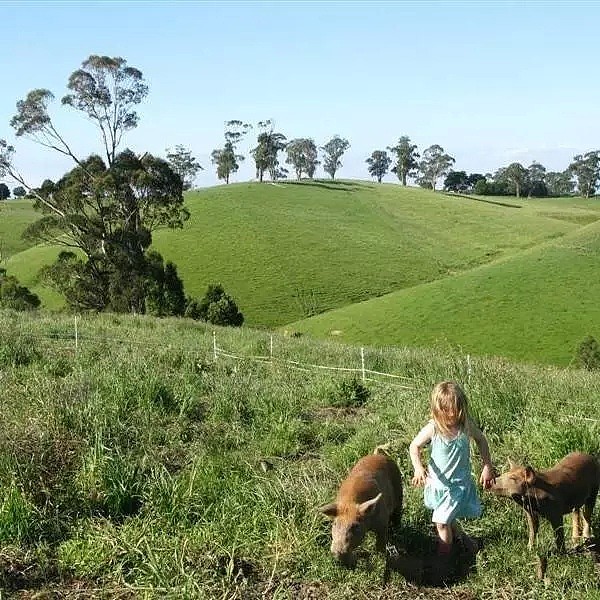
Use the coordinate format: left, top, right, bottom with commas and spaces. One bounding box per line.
524, 466, 536, 485
319, 503, 338, 519
358, 492, 382, 517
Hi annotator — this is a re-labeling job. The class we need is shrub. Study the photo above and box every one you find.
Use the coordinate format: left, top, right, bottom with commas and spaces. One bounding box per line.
326, 376, 371, 408
0, 269, 40, 311
192, 284, 244, 327
574, 335, 600, 370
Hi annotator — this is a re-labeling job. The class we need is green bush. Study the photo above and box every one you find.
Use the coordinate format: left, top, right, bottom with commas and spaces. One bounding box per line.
326, 376, 370, 408
0, 269, 40, 311
193, 284, 244, 327
574, 335, 600, 370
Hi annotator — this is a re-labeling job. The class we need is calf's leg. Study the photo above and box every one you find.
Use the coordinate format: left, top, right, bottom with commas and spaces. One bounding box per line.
582, 491, 597, 540
525, 510, 539, 551
571, 508, 582, 544
549, 513, 566, 553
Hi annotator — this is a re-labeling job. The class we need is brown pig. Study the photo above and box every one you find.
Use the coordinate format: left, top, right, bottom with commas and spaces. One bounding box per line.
490, 452, 600, 552
319, 453, 403, 566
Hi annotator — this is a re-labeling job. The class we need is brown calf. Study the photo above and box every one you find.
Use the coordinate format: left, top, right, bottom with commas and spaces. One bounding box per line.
490, 452, 600, 552
320, 453, 403, 566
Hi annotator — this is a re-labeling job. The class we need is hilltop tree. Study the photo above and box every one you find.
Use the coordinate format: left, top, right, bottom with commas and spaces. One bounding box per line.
527, 161, 547, 197
0, 183, 9, 200
12, 185, 26, 198
365, 150, 391, 183
546, 171, 574, 197
211, 120, 251, 185
444, 170, 469, 192
60, 55, 149, 166
166, 145, 202, 190
568, 151, 600, 198
418, 145, 455, 191
0, 55, 190, 315
286, 138, 319, 180
251, 120, 286, 182
468, 173, 485, 189
321, 136, 350, 180
388, 136, 419, 186
503, 162, 528, 198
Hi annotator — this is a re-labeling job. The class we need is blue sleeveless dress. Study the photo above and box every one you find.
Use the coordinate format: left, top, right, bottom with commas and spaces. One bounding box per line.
424, 427, 482, 524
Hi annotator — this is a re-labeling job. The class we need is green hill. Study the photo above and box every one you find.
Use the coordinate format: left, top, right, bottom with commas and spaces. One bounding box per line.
290, 219, 600, 366
7, 182, 587, 319
0, 199, 39, 258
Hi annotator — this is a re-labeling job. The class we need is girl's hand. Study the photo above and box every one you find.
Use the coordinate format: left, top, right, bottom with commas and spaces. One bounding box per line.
411, 466, 428, 487
480, 463, 495, 489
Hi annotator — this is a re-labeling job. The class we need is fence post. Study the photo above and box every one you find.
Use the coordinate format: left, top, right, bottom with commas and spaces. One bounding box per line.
361, 347, 366, 382
74, 315, 79, 352
466, 354, 471, 384
213, 331, 217, 362
270, 335, 273, 361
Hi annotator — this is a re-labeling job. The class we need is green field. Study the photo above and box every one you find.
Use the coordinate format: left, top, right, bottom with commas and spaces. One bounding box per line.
1, 310, 599, 598
0, 200, 39, 258
291, 219, 600, 366
3, 183, 600, 366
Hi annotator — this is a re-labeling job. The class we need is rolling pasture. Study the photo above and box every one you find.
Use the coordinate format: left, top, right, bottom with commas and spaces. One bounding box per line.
0, 310, 599, 598
3, 182, 600, 367
292, 218, 600, 367
3, 182, 590, 326
0, 200, 39, 259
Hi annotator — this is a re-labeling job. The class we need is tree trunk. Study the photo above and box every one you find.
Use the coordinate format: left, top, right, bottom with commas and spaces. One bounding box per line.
402, 173, 407, 186
516, 183, 520, 198
226, 173, 229, 184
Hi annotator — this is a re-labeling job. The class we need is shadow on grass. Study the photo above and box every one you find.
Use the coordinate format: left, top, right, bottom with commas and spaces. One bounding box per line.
281, 180, 372, 193
386, 522, 479, 587
443, 192, 522, 208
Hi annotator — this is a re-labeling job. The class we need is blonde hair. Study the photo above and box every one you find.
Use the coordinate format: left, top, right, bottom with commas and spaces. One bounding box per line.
430, 381, 469, 438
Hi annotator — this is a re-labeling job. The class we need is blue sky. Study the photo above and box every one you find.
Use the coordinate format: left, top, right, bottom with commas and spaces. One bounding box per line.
1, 1, 599, 188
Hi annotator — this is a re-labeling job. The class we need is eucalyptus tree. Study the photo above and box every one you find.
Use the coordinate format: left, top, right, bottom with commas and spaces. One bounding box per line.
366, 150, 391, 183
0, 55, 189, 314
388, 136, 419, 186
418, 145, 455, 191
321, 136, 350, 180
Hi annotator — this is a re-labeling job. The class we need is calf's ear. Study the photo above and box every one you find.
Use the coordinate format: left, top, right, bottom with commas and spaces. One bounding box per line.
524, 466, 536, 485
507, 458, 516, 470
319, 503, 338, 519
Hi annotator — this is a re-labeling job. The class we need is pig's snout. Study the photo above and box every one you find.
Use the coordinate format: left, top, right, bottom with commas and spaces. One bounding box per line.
331, 544, 357, 567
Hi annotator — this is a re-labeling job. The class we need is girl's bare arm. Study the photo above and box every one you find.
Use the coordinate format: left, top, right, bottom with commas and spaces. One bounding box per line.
468, 419, 495, 487
409, 421, 434, 486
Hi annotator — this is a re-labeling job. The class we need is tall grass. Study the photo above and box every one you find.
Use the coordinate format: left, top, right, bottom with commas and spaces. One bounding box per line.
1, 309, 600, 598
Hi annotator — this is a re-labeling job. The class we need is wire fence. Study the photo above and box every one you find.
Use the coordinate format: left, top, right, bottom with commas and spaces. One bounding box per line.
4, 316, 434, 390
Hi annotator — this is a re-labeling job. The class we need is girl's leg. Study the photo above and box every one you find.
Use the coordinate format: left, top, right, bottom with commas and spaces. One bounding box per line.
435, 522, 453, 554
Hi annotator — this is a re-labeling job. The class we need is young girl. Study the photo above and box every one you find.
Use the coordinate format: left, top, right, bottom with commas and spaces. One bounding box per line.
409, 381, 494, 555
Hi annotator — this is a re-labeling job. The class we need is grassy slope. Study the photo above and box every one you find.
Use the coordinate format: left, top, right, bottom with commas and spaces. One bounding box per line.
151, 183, 577, 326
0, 199, 39, 258
4, 182, 582, 323
1, 310, 600, 598
291, 218, 600, 366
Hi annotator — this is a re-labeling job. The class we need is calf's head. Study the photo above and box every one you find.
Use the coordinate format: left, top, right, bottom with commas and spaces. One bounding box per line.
319, 493, 382, 565
490, 461, 536, 499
